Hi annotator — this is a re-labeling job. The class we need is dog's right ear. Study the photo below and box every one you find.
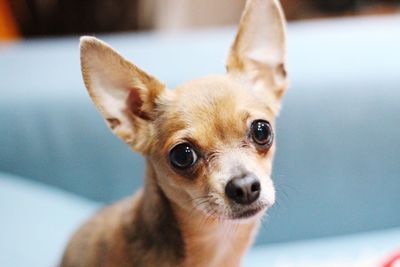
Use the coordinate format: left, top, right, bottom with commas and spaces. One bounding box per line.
80, 36, 165, 152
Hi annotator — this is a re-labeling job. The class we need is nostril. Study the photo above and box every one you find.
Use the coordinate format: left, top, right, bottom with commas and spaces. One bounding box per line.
236, 188, 244, 198
251, 181, 260, 192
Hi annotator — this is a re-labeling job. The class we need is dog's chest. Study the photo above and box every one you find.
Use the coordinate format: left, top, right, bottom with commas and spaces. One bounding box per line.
181, 222, 258, 267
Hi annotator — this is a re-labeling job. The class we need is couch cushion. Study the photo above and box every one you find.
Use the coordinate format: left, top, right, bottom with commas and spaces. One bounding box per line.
1, 173, 399, 267
0, 172, 98, 267
245, 228, 400, 267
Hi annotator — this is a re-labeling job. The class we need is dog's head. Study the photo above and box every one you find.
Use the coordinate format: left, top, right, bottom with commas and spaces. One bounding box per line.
80, 0, 287, 220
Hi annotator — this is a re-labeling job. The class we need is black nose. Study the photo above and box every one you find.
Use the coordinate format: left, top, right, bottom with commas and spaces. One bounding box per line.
225, 175, 261, 205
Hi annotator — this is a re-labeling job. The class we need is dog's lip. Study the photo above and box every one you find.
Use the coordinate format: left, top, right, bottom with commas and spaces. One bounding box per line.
231, 204, 267, 220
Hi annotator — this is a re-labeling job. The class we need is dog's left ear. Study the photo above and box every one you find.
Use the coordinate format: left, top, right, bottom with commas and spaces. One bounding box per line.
226, 0, 288, 110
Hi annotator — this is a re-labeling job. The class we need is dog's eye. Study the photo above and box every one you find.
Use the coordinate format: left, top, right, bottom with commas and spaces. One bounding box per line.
169, 143, 198, 170
250, 120, 273, 147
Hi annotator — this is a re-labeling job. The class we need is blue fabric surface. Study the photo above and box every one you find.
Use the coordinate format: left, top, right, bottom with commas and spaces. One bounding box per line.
1, 173, 399, 267
0, 15, 399, 247
245, 229, 400, 266
0, 172, 98, 267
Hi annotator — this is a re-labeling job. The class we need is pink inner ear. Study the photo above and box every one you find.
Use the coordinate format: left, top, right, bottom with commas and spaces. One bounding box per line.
127, 88, 150, 120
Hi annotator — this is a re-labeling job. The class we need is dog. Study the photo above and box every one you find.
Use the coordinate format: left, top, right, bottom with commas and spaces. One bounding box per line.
60, 0, 287, 266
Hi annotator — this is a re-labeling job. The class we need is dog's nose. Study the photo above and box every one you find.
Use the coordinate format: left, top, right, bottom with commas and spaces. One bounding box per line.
225, 175, 261, 205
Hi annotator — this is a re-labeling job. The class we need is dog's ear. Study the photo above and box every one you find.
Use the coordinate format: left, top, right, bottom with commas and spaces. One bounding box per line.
80, 36, 165, 152
226, 0, 287, 111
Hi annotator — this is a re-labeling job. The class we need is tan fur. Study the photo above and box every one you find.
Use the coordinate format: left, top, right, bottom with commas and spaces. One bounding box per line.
60, 0, 288, 266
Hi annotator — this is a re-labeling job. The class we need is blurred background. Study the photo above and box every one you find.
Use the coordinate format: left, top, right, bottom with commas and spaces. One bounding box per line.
1, 0, 400, 39
1, 1, 400, 267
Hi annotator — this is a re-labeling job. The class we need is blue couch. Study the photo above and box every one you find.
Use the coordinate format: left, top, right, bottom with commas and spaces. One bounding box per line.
1, 15, 400, 266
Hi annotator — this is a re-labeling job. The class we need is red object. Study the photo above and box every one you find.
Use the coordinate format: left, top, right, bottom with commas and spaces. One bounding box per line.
382, 251, 400, 267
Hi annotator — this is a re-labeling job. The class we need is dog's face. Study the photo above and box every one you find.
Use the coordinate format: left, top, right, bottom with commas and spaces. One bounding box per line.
80, 0, 287, 220
150, 75, 280, 220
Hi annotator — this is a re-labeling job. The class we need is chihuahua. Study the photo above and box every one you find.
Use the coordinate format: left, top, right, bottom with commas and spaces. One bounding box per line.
60, 0, 287, 266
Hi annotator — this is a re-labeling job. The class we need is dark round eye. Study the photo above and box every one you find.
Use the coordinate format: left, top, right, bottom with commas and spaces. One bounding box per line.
250, 120, 273, 146
169, 143, 198, 170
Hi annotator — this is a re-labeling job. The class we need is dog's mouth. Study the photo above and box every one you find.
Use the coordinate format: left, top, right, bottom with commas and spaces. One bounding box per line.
228, 203, 268, 220
191, 194, 270, 221
197, 202, 268, 221
230, 206, 265, 219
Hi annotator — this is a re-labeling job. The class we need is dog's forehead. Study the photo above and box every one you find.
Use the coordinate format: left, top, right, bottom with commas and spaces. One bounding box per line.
157, 75, 273, 150
169, 75, 263, 113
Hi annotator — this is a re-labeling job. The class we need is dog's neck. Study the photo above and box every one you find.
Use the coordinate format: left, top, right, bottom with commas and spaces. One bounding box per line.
138, 160, 259, 267
173, 200, 259, 267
